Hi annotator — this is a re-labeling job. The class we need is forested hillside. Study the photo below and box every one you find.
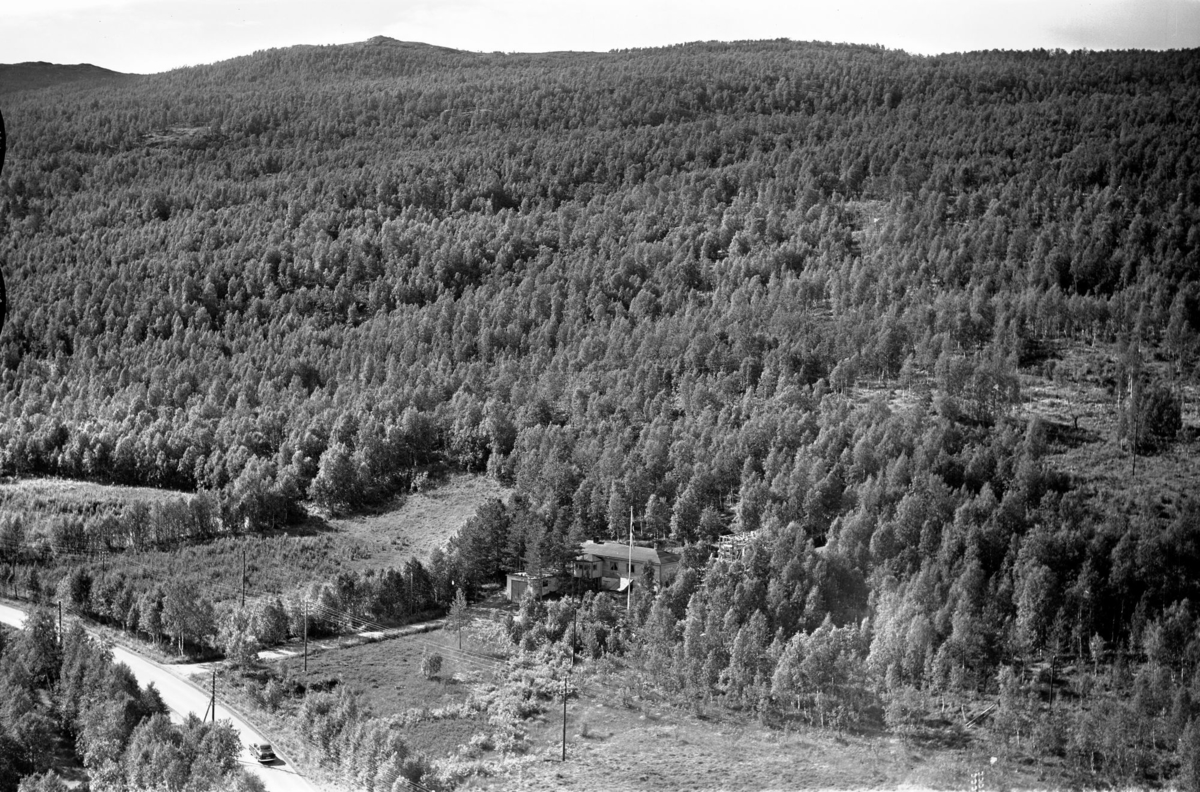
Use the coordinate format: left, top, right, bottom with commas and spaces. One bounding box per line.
0, 62, 130, 96
2, 37, 1200, 787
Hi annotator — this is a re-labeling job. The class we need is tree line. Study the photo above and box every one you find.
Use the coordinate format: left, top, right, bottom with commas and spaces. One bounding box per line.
4, 547, 458, 663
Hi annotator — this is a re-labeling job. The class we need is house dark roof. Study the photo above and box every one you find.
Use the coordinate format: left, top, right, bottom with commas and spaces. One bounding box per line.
579, 541, 679, 565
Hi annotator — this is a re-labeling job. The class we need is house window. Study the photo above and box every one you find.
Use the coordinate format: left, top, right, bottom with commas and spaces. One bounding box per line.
610, 563, 618, 571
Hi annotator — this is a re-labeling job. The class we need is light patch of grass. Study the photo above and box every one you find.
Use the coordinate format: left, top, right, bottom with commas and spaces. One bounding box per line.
472, 664, 1070, 792
3, 473, 508, 613
321, 473, 512, 570
278, 620, 500, 758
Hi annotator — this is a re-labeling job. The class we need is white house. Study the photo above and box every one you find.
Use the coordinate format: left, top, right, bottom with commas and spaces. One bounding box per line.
574, 541, 680, 590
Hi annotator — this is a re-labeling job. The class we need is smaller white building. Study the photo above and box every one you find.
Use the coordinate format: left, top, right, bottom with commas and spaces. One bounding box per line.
505, 571, 560, 601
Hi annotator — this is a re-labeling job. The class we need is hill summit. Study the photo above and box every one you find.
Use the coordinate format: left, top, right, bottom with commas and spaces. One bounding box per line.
0, 61, 131, 94
355, 36, 462, 54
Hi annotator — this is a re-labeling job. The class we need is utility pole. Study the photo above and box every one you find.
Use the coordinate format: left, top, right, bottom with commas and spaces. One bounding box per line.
58, 600, 62, 642
627, 505, 634, 616
563, 602, 576, 762
241, 548, 246, 609
303, 599, 308, 673
210, 669, 216, 722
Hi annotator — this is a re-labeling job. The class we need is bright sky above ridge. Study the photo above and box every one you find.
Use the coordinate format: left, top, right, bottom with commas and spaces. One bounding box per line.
2, 0, 1198, 75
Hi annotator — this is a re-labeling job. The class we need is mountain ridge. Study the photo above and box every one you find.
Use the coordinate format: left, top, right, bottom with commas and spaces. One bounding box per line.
0, 61, 132, 95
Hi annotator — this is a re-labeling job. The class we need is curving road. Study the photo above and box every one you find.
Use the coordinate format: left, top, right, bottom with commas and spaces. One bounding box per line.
0, 602, 320, 792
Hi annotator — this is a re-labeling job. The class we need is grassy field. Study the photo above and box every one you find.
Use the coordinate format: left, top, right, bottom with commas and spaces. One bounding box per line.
474, 657, 1128, 792
3, 473, 508, 615
3, 470, 508, 562
277, 622, 501, 758
320, 473, 512, 572
202, 615, 512, 791
44, 599, 1145, 792
223, 602, 1073, 792
285, 634, 1068, 792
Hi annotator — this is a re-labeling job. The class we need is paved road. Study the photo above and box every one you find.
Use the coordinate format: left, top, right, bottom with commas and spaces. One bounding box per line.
0, 602, 320, 792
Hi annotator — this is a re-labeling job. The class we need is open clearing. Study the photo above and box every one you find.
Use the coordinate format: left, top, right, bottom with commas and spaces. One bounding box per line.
1019, 342, 1200, 521
290, 639, 1096, 792
1, 472, 508, 585
1, 473, 510, 625
271, 608, 1067, 792
853, 339, 1199, 526
277, 624, 496, 759
466, 668, 1065, 792
320, 473, 512, 571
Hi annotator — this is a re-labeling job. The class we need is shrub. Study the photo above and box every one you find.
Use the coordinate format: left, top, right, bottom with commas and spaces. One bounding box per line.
262, 678, 284, 712
1032, 710, 1068, 758
1143, 384, 1183, 450
421, 653, 443, 680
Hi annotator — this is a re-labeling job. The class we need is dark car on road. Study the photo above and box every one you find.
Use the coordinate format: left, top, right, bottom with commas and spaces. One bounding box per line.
249, 743, 277, 764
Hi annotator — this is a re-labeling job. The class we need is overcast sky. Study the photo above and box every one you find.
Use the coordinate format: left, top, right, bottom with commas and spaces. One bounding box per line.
2, 0, 1198, 74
